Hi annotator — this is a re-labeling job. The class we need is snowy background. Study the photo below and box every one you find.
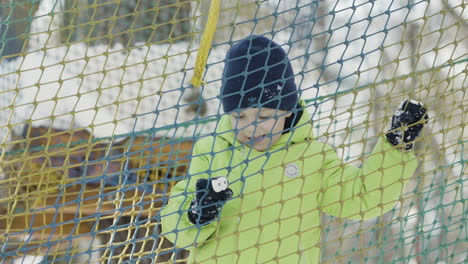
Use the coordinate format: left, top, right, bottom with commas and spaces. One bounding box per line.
0, 0, 466, 263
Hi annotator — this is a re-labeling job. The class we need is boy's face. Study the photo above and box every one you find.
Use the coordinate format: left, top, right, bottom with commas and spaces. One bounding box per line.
230, 107, 292, 152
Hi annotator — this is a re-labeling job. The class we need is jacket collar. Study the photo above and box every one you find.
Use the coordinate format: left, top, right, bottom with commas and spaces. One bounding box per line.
215, 100, 314, 152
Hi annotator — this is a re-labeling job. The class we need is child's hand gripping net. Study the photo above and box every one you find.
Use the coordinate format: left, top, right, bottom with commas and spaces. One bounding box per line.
386, 100, 429, 150
187, 177, 233, 225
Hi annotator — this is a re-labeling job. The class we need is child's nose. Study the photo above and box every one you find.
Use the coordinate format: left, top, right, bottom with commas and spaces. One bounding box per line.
244, 122, 263, 136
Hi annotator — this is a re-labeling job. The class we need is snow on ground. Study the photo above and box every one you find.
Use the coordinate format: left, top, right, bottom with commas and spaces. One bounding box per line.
13, 255, 44, 264
0, 0, 464, 167
0, 0, 465, 168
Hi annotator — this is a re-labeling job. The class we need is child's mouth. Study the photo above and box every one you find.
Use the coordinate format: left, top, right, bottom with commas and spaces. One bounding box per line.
249, 135, 266, 143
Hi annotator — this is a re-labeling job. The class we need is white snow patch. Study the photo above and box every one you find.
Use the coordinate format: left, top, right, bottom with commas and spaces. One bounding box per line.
13, 255, 44, 264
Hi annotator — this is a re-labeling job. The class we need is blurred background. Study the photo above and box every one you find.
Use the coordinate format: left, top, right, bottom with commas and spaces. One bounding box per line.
0, 0, 466, 263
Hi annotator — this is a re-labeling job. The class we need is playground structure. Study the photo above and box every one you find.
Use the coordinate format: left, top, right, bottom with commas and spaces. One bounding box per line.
0, 0, 466, 263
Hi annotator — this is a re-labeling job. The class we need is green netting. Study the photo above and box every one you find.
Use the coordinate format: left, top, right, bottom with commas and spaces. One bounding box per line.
0, 0, 466, 263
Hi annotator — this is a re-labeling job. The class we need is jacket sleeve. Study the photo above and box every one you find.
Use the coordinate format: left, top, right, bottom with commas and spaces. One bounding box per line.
318, 137, 418, 220
160, 139, 219, 248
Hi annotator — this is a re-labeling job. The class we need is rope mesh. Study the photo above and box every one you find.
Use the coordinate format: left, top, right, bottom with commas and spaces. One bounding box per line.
0, 0, 466, 263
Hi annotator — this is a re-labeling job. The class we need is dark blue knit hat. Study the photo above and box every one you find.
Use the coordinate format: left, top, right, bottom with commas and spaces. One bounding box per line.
220, 35, 298, 113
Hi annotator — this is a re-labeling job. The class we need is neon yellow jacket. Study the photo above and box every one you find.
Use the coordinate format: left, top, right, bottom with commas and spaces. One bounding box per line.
161, 106, 418, 263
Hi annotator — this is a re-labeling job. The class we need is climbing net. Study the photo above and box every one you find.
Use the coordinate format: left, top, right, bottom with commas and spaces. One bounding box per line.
0, 0, 466, 263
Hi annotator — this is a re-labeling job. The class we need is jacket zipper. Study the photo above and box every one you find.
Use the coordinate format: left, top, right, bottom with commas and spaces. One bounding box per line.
299, 240, 308, 264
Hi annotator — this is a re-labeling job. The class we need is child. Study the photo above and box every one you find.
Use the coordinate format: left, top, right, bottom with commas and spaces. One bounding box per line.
160, 35, 428, 263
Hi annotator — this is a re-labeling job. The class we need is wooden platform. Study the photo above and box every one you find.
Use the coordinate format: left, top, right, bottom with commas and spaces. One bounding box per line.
0, 126, 193, 262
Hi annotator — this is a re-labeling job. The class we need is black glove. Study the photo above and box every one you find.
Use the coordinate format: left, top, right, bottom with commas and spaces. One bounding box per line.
386, 100, 429, 150
187, 177, 233, 225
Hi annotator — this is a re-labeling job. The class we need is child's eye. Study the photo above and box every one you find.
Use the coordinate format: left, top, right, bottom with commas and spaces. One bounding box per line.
258, 116, 269, 119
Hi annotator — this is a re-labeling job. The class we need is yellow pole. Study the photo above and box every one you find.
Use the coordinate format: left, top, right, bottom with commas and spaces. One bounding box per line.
190, 0, 221, 88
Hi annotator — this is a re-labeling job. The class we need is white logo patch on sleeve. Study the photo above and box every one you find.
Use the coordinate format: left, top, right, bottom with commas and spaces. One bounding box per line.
285, 163, 299, 178
211, 177, 229, 193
